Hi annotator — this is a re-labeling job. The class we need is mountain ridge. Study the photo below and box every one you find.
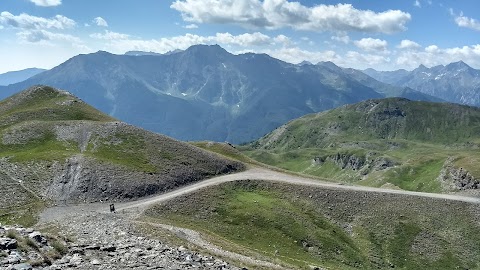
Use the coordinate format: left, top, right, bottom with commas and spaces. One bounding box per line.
1, 45, 441, 143
364, 62, 480, 106
0, 68, 46, 86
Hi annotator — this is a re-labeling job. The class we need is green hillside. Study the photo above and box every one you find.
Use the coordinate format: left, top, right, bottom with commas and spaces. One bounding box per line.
243, 98, 480, 193
144, 181, 480, 269
0, 86, 244, 226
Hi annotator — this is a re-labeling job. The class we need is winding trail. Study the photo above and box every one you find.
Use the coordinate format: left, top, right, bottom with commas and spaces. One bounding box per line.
116, 167, 480, 211
41, 167, 480, 223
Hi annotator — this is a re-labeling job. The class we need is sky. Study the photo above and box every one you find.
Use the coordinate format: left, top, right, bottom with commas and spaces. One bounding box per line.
0, 0, 479, 73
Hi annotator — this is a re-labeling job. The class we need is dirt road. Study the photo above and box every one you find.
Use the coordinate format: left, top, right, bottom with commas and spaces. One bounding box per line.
116, 167, 480, 211
40, 167, 480, 223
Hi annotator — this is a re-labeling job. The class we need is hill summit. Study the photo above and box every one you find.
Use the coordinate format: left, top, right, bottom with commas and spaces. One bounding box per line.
254, 98, 480, 150
0, 85, 244, 224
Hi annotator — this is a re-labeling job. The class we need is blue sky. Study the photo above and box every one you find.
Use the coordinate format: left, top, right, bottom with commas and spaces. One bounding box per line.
0, 0, 479, 73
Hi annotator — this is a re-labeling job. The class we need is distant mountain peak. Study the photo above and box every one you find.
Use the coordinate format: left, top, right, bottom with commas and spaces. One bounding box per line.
417, 64, 428, 70
317, 61, 343, 72
446, 60, 472, 70
125, 51, 162, 56
95, 50, 113, 55
186, 44, 229, 54
298, 60, 313, 66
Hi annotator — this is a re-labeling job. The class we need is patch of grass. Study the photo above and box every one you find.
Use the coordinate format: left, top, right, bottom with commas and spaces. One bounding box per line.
86, 133, 157, 173
6, 230, 18, 239
0, 201, 45, 227
381, 157, 445, 192
25, 237, 39, 251
51, 240, 68, 255
192, 142, 259, 165
0, 131, 78, 162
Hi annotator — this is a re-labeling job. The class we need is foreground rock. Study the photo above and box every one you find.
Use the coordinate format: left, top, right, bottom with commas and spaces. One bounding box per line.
1, 212, 244, 270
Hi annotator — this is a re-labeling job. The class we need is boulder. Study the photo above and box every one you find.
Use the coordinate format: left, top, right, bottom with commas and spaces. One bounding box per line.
28, 232, 46, 245
13, 263, 33, 270
0, 238, 18, 250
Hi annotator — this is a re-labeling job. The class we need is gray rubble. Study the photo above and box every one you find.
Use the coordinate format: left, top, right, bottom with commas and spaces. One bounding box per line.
0, 214, 245, 270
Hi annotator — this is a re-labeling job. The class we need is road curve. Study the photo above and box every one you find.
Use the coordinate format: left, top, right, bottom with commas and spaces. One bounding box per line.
39, 167, 480, 223
116, 167, 480, 211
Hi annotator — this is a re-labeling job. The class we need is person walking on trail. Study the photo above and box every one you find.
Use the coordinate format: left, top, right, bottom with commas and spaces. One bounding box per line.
110, 203, 116, 213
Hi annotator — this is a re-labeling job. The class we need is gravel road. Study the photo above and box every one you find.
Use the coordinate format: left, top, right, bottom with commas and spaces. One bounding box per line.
40, 167, 480, 223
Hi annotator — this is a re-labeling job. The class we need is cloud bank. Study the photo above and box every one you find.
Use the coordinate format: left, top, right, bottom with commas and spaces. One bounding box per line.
171, 0, 411, 34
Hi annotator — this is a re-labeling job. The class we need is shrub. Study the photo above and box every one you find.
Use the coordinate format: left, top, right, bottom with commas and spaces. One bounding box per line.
25, 237, 39, 250
51, 240, 68, 255
6, 230, 18, 239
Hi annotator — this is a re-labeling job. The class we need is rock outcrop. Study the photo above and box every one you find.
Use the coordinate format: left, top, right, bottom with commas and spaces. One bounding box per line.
313, 152, 397, 174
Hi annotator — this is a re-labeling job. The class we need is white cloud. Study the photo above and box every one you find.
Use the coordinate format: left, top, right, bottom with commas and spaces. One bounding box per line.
90, 30, 130, 40
264, 47, 340, 64
235, 46, 391, 70
396, 44, 480, 69
171, 0, 411, 34
93, 17, 108, 27
414, 0, 421, 8
425, 45, 439, 53
354, 38, 388, 52
344, 51, 391, 67
17, 29, 82, 45
0, 12, 75, 30
184, 24, 198, 29
455, 13, 480, 31
29, 0, 62, 7
331, 34, 350, 44
273, 34, 291, 46
215, 32, 273, 46
398, 39, 421, 50
92, 31, 291, 53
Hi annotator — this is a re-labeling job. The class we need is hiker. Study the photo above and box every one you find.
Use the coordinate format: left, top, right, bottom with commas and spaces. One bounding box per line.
110, 203, 116, 213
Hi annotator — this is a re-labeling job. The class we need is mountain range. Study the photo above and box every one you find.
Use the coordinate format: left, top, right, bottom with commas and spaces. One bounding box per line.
364, 61, 480, 106
0, 68, 46, 86
0, 45, 439, 144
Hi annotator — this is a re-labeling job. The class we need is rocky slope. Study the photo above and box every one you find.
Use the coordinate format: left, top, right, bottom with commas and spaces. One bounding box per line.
1, 45, 438, 144
1, 214, 244, 270
0, 86, 244, 224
